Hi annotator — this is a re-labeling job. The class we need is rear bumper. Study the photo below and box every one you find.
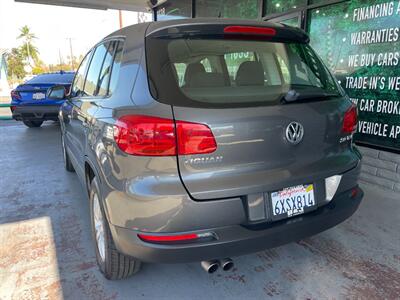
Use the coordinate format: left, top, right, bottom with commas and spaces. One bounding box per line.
12, 105, 61, 121
109, 187, 363, 263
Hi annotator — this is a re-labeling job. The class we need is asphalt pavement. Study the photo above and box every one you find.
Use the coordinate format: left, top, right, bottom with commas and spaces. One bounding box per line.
0, 120, 399, 299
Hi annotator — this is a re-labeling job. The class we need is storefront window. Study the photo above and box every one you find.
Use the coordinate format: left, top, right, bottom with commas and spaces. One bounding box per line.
156, 0, 191, 20
265, 0, 307, 15
309, 0, 328, 4
196, 0, 258, 19
308, 0, 400, 150
280, 16, 300, 27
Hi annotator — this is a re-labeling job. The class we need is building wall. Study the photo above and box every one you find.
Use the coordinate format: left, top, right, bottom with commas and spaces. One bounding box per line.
0, 51, 10, 97
359, 146, 400, 192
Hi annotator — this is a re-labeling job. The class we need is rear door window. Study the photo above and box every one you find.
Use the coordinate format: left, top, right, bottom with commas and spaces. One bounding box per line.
71, 51, 91, 98
97, 41, 117, 97
108, 41, 124, 96
83, 42, 109, 97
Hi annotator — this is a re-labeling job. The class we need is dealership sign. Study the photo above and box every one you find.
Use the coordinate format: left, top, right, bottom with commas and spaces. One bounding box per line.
344, 1, 400, 151
309, 0, 400, 151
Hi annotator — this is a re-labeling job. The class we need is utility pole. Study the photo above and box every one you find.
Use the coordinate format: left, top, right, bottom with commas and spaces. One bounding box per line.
119, 10, 123, 29
58, 48, 63, 69
68, 38, 74, 70
26, 41, 31, 67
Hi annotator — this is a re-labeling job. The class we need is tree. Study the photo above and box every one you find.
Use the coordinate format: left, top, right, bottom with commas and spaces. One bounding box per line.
6, 48, 26, 81
17, 25, 39, 66
20, 43, 39, 63
31, 59, 47, 75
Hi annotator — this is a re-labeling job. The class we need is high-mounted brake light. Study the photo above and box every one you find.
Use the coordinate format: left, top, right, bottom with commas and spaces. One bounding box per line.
224, 26, 276, 36
10, 90, 21, 100
138, 232, 214, 244
342, 105, 358, 134
113, 115, 217, 156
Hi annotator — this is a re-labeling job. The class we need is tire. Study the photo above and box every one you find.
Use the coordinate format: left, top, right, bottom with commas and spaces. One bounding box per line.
89, 177, 141, 280
61, 133, 75, 172
23, 120, 43, 128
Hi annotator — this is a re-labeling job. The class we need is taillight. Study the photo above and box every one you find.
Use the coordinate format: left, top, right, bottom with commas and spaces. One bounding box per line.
113, 115, 176, 156
342, 105, 358, 134
113, 115, 217, 156
10, 106, 16, 112
351, 187, 359, 198
10, 90, 21, 100
224, 26, 276, 36
176, 121, 217, 155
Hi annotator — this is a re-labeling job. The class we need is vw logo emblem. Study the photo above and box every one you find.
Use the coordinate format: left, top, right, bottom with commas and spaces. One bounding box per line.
286, 122, 304, 145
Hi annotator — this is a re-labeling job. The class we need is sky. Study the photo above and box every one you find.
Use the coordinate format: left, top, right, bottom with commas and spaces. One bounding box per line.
0, 0, 152, 65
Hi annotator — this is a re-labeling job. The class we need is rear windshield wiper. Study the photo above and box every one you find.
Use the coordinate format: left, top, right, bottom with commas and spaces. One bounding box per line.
280, 90, 342, 104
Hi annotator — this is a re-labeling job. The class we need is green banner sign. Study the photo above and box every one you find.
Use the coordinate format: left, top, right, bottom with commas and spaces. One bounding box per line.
309, 0, 400, 151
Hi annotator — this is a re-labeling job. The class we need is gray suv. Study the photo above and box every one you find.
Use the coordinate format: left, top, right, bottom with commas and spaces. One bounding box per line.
55, 19, 363, 280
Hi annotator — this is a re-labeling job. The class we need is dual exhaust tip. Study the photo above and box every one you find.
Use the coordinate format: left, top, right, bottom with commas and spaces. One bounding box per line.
201, 258, 234, 274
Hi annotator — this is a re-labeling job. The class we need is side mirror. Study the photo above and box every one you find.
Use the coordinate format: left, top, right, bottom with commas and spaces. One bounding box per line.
47, 85, 66, 100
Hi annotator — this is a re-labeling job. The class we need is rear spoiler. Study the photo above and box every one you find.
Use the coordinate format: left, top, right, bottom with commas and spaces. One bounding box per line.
146, 21, 309, 44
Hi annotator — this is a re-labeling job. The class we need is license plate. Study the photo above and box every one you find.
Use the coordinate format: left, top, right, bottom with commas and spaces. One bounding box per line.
33, 92, 46, 100
271, 184, 315, 219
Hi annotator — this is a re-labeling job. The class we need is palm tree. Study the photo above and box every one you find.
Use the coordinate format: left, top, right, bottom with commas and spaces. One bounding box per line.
20, 43, 39, 63
17, 25, 39, 66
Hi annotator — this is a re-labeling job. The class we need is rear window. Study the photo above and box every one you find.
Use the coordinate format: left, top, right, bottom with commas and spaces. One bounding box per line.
26, 73, 75, 84
146, 32, 342, 108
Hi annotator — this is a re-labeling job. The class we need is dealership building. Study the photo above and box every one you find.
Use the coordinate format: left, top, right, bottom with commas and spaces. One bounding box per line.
18, 0, 400, 191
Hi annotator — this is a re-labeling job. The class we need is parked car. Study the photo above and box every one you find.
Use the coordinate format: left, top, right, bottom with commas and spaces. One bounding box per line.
54, 19, 363, 280
10, 71, 75, 127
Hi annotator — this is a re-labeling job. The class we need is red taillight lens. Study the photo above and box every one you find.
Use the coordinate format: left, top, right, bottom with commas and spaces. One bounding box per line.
114, 115, 176, 156
113, 115, 217, 156
342, 105, 358, 134
138, 232, 214, 244
138, 233, 199, 243
351, 187, 359, 198
10, 90, 21, 100
176, 121, 217, 155
224, 26, 276, 36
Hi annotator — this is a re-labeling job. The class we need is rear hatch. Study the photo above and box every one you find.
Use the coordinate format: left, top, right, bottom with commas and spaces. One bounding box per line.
146, 22, 359, 200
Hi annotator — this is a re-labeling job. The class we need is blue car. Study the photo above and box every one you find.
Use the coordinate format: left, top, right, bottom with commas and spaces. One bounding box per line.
11, 71, 75, 127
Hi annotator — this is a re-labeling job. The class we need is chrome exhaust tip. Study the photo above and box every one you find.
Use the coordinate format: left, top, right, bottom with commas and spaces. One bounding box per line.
201, 260, 219, 274
220, 258, 234, 271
